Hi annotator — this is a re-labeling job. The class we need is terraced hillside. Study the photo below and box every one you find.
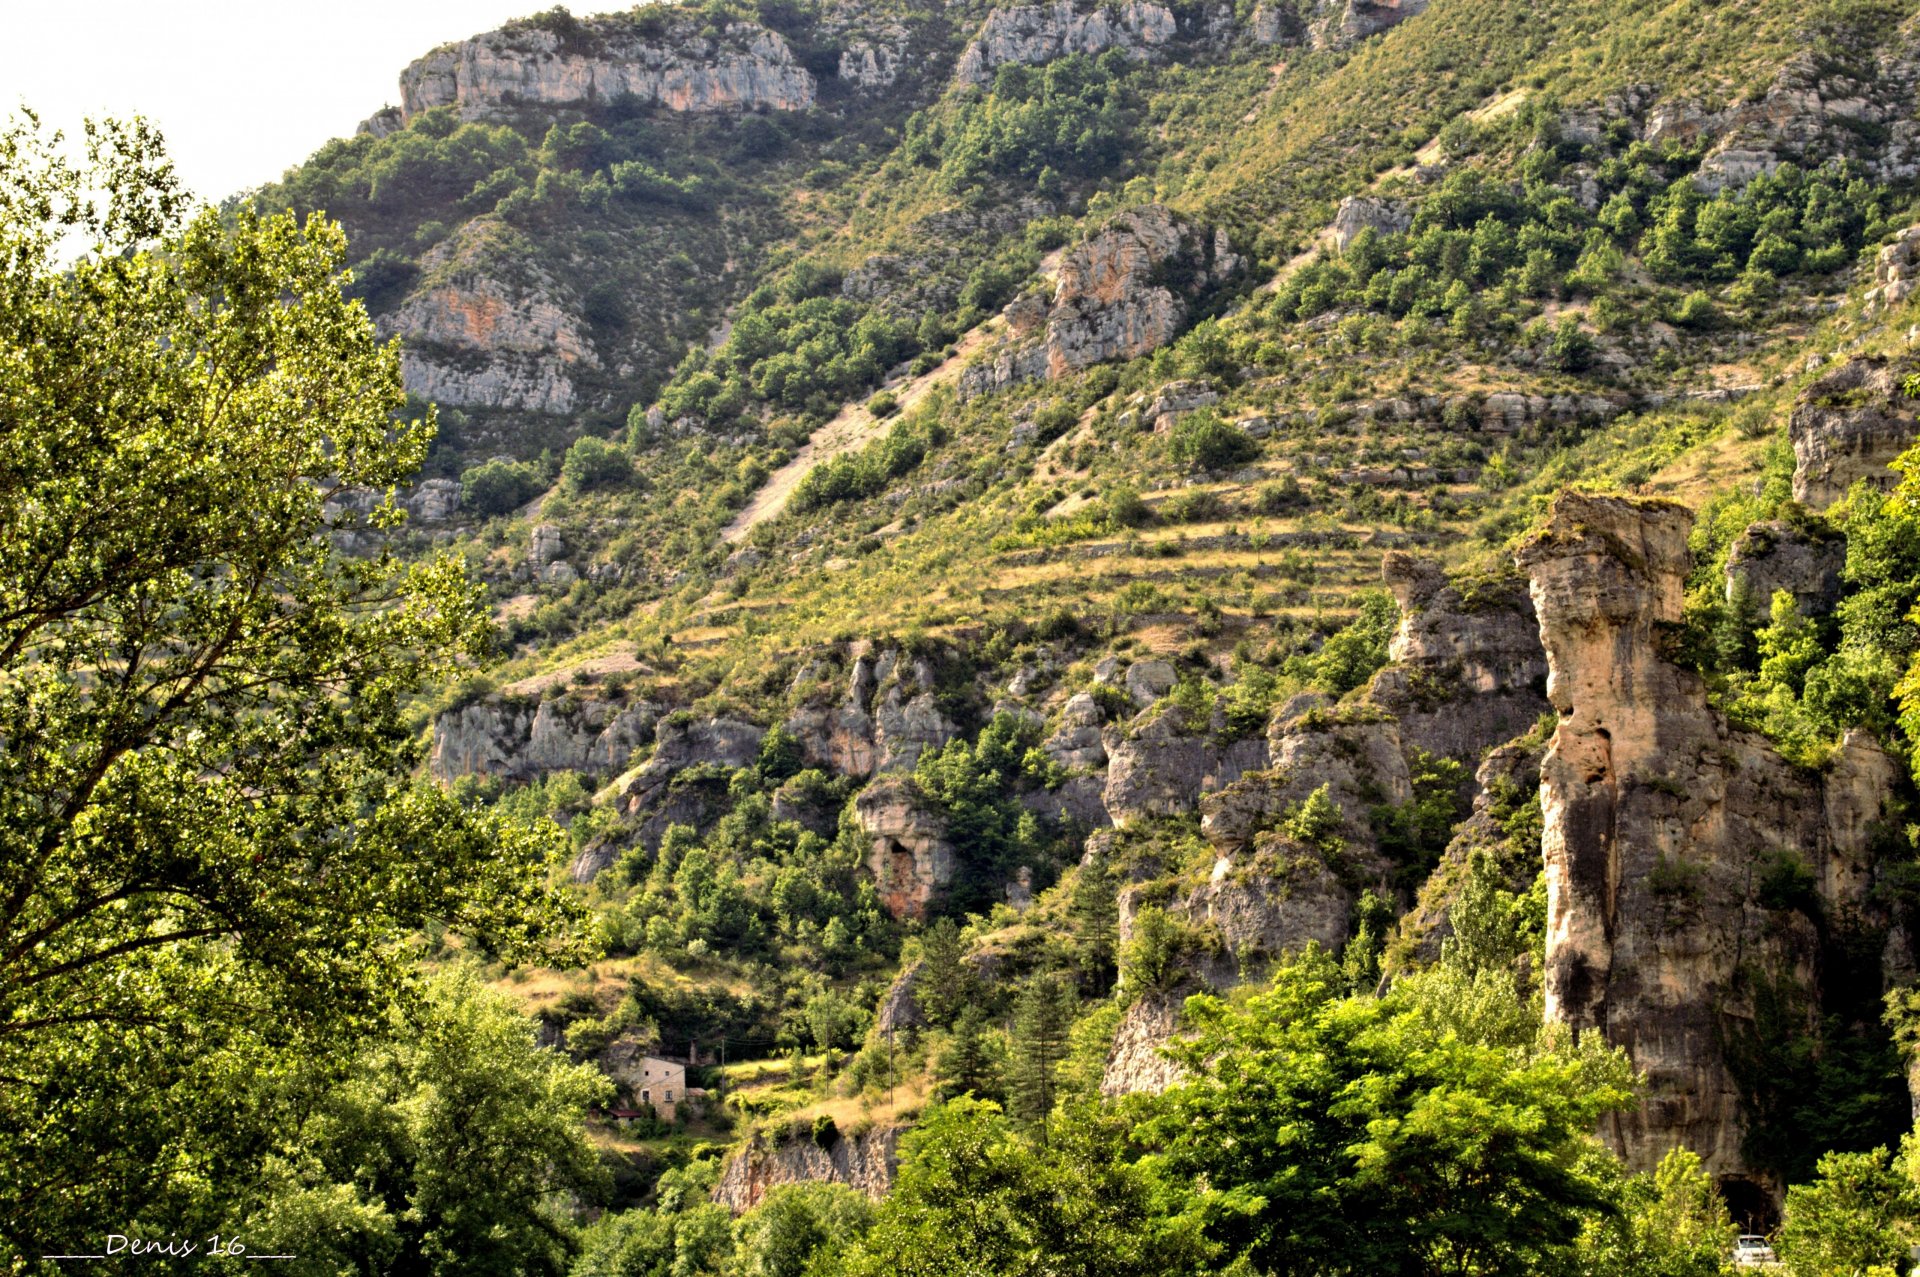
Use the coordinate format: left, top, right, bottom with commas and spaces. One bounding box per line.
104, 0, 1920, 1266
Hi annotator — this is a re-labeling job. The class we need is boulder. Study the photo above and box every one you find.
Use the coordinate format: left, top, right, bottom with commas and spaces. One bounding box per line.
1331, 196, 1411, 250
1103, 701, 1268, 825
1124, 659, 1178, 708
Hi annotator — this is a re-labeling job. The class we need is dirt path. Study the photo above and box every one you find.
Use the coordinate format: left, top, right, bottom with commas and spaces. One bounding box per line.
720, 320, 1001, 543
720, 248, 1067, 543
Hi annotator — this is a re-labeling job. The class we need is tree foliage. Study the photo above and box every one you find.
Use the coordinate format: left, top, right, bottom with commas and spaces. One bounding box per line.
0, 115, 580, 1244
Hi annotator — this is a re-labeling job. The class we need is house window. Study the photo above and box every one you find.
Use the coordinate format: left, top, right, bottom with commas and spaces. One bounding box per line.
665, 1090, 674, 1102
641, 1090, 650, 1103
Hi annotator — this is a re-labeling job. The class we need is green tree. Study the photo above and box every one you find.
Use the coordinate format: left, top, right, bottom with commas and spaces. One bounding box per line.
0, 115, 580, 1244
562, 433, 633, 491
836, 1098, 1210, 1277
1777, 1146, 1917, 1277
913, 916, 976, 1027
1067, 856, 1121, 995
1167, 410, 1258, 472
1007, 973, 1077, 1133
462, 456, 546, 515
1144, 952, 1635, 1276
1576, 1148, 1737, 1277
244, 973, 612, 1277
935, 1005, 1004, 1103
731, 1183, 875, 1277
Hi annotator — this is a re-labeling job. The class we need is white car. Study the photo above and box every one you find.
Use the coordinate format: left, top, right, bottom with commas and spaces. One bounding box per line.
1733, 1235, 1777, 1267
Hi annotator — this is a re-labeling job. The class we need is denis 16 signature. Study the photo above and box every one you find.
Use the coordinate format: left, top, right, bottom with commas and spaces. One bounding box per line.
43, 1236, 295, 1261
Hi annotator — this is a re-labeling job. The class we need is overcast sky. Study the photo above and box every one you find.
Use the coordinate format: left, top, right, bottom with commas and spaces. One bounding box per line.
1, 1, 563, 205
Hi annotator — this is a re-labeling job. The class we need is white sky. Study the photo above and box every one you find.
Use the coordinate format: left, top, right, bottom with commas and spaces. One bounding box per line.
0, 0, 561, 205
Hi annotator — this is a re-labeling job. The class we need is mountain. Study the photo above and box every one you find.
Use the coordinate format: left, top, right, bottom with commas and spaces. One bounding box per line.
248, 0, 1920, 1260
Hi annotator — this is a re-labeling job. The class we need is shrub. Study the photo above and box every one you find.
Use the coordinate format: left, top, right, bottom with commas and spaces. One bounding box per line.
1167, 410, 1257, 472
461, 458, 544, 516
562, 435, 632, 492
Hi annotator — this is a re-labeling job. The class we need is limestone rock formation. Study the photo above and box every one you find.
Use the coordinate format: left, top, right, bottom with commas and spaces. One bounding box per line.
1517, 491, 1898, 1188
1248, 3, 1305, 45
399, 15, 815, 121
624, 716, 766, 811
1789, 355, 1919, 509
1369, 553, 1550, 763
785, 655, 884, 779
1869, 225, 1920, 311
1320, 0, 1430, 46
712, 1125, 905, 1212
1102, 700, 1268, 826
1331, 196, 1411, 250
1724, 519, 1848, 617
855, 776, 957, 919
1388, 736, 1546, 968
838, 38, 903, 88
1101, 991, 1189, 1096
1043, 691, 1110, 770
961, 205, 1240, 397
380, 219, 597, 414
955, 2, 1177, 85
430, 696, 657, 782
406, 478, 462, 523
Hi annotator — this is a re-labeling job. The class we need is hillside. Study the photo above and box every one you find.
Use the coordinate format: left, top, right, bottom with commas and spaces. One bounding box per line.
65, 0, 1920, 1267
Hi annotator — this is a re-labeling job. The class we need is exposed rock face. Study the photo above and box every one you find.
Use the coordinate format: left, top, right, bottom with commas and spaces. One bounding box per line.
1789, 355, 1919, 510
1369, 553, 1550, 763
1724, 520, 1848, 617
1248, 3, 1305, 45
1124, 659, 1178, 707
380, 220, 596, 414
873, 960, 927, 1034
357, 105, 403, 139
956, 1, 1176, 84
1869, 225, 1920, 312
1043, 691, 1110, 770
856, 776, 957, 919
712, 1125, 905, 1213
406, 478, 462, 523
961, 205, 1240, 397
839, 38, 903, 88
1199, 705, 1412, 870
1517, 491, 1897, 1186
1101, 991, 1189, 1096
430, 696, 657, 782
1102, 701, 1268, 826
1331, 196, 1411, 250
399, 16, 815, 120
1321, 0, 1429, 46
624, 716, 766, 811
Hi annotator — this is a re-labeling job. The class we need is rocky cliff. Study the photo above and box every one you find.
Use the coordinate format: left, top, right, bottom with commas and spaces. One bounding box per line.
1789, 354, 1920, 510
399, 15, 816, 120
712, 1124, 905, 1212
955, 2, 1178, 84
1370, 553, 1550, 763
430, 694, 656, 783
379, 219, 597, 414
962, 204, 1241, 397
1517, 491, 1899, 1191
